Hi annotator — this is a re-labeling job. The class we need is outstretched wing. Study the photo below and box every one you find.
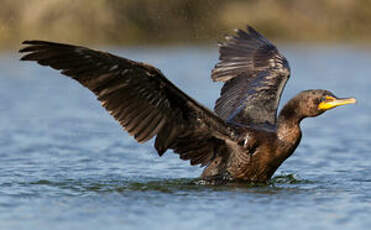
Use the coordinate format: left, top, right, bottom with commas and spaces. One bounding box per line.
212, 26, 290, 127
20, 41, 234, 166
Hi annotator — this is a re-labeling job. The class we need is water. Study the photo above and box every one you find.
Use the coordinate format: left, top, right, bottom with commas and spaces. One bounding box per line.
1, 44, 370, 230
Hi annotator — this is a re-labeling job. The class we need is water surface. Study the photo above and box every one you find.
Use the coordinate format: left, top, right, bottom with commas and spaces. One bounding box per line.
0, 45, 370, 230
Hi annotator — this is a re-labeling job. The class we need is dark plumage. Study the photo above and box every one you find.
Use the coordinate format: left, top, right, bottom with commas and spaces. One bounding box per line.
19, 26, 356, 183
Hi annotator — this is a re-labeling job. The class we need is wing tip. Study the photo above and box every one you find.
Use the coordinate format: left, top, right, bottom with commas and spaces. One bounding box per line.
20, 40, 75, 50
21, 40, 50, 46
218, 24, 267, 50
21, 40, 37, 45
19, 55, 28, 61
154, 141, 167, 157
19, 41, 35, 55
19, 40, 49, 59
246, 25, 256, 33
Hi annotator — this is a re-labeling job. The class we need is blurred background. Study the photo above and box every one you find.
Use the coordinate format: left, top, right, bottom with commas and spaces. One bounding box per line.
1, 0, 371, 50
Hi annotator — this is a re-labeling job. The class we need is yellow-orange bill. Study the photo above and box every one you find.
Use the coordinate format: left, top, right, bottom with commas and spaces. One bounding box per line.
318, 97, 357, 110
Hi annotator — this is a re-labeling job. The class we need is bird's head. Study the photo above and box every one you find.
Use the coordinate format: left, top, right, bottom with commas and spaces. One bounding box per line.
296, 89, 357, 118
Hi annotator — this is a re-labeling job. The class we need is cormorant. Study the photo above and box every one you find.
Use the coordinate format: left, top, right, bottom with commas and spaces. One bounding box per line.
19, 26, 356, 183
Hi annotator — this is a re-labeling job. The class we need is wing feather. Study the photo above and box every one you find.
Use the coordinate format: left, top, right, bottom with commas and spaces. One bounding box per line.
212, 26, 290, 126
20, 40, 234, 166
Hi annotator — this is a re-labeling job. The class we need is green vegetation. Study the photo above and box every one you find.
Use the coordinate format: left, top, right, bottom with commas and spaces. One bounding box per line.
1, 0, 371, 50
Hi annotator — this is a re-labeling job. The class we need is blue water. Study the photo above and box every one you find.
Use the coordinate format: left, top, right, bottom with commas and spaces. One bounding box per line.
0, 45, 370, 230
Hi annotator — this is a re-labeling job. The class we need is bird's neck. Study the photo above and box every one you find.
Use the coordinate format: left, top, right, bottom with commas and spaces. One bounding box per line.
277, 98, 303, 148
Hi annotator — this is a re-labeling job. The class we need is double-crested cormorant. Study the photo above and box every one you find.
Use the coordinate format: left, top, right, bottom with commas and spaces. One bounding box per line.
19, 26, 356, 183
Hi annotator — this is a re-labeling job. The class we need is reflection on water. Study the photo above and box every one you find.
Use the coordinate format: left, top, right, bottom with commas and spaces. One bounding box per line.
0, 45, 371, 230
20, 174, 311, 194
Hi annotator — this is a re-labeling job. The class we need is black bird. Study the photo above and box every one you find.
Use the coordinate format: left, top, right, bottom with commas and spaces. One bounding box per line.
19, 26, 356, 183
